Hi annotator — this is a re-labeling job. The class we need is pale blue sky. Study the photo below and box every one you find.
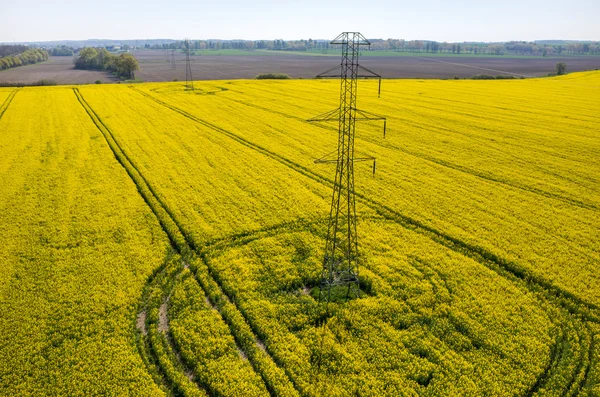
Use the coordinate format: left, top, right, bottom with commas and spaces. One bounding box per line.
1, 0, 598, 43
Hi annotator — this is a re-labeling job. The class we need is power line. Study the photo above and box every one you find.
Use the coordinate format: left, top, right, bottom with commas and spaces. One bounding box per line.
185, 38, 194, 90
307, 32, 387, 303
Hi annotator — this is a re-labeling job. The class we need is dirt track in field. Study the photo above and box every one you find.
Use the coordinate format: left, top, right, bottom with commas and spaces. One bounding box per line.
2, 50, 599, 84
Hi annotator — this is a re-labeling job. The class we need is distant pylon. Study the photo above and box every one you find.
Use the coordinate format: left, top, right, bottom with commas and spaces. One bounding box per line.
307, 32, 387, 303
185, 38, 194, 90
171, 49, 176, 70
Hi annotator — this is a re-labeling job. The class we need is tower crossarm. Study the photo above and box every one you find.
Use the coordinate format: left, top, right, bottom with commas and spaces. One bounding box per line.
306, 107, 340, 122
330, 32, 371, 45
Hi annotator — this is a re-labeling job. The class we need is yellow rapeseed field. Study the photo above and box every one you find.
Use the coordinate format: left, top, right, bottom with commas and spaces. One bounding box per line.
0, 87, 169, 394
0, 72, 598, 395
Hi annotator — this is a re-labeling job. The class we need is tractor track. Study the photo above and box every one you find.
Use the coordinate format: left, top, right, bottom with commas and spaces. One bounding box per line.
526, 327, 567, 396
136, 256, 205, 396
0, 89, 19, 120
567, 324, 596, 396
74, 88, 301, 397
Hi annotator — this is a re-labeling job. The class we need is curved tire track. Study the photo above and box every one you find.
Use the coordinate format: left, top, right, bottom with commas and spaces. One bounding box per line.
0, 89, 19, 120
137, 256, 206, 396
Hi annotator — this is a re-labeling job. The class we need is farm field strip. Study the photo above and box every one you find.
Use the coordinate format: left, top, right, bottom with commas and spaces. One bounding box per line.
230, 76, 600, 128
200, 213, 595, 395
77, 85, 330, 242
250, 81, 597, 212
384, 85, 600, 127
74, 88, 299, 396
0, 87, 170, 395
215, 89, 600, 240
131, 79, 600, 308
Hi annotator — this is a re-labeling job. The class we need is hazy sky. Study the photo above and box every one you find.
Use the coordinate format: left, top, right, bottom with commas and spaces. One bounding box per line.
1, 0, 599, 43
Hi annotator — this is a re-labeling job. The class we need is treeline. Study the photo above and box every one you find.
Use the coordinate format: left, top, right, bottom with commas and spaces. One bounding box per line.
506, 41, 600, 56
0, 79, 57, 87
145, 39, 600, 56
50, 46, 74, 56
74, 47, 139, 79
354, 39, 599, 56
0, 47, 48, 71
148, 39, 505, 55
374, 40, 508, 55
145, 39, 325, 51
0, 45, 29, 57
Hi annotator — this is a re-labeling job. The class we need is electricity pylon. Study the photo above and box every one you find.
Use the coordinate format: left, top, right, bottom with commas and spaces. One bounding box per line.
171, 49, 176, 70
185, 38, 194, 90
307, 32, 387, 303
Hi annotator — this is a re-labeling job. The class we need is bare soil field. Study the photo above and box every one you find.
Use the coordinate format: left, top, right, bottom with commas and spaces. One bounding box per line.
0, 56, 118, 85
133, 49, 600, 81
2, 50, 599, 84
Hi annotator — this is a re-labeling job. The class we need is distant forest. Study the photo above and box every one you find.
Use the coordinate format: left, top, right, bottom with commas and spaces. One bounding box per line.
0, 45, 48, 70
50, 46, 74, 56
147, 39, 600, 56
4, 38, 599, 63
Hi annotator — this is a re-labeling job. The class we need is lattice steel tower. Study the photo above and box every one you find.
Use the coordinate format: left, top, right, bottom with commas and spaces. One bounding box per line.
185, 38, 194, 90
308, 32, 387, 303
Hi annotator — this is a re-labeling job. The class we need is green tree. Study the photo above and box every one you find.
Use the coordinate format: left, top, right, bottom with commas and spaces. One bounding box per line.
115, 53, 139, 79
555, 62, 567, 75
75, 47, 99, 69
97, 48, 114, 69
